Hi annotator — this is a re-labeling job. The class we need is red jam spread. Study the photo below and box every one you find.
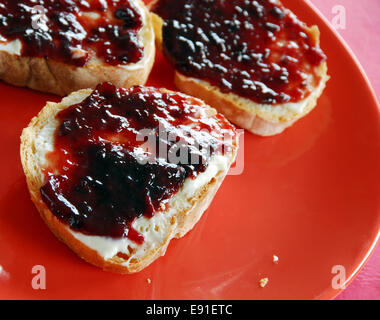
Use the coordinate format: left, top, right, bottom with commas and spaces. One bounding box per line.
40, 83, 236, 242
0, 0, 144, 66
152, 0, 327, 104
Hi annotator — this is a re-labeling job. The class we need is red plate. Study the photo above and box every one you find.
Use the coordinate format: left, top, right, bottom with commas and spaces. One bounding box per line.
0, 0, 379, 300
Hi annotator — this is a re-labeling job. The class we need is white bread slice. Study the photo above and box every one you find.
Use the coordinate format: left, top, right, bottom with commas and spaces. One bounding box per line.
150, 1, 329, 136
20, 86, 239, 274
0, 0, 155, 96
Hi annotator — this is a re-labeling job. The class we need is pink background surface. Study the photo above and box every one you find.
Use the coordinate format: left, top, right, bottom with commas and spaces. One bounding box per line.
310, 0, 380, 300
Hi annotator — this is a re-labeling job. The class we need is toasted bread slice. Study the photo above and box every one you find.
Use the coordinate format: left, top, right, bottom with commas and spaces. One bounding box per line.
20, 84, 239, 273
150, 0, 329, 136
0, 0, 155, 96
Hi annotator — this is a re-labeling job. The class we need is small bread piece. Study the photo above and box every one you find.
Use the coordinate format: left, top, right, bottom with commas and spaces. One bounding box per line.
20, 83, 239, 274
0, 0, 155, 96
150, 0, 329, 136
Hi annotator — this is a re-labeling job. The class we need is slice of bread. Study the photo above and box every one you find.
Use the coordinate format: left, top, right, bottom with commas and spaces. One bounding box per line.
150, 0, 329, 136
20, 85, 239, 274
0, 0, 155, 96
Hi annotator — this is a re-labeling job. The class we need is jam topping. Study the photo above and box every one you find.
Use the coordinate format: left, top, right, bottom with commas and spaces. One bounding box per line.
0, 0, 144, 66
153, 0, 327, 104
40, 83, 236, 242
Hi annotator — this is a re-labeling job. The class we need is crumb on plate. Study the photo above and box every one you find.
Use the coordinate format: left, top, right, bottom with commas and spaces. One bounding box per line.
259, 277, 269, 288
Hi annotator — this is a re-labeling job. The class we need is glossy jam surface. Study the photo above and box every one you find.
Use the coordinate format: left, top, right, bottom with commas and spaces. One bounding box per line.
0, 0, 144, 66
40, 83, 236, 242
153, 0, 327, 104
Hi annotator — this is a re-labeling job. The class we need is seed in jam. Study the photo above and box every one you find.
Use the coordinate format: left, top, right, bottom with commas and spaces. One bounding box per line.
0, 0, 144, 66
152, 0, 327, 104
40, 83, 236, 243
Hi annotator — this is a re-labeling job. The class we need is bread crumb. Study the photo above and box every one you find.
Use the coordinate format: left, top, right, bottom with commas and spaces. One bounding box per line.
147, 278, 151, 284
259, 277, 269, 288
273, 255, 279, 264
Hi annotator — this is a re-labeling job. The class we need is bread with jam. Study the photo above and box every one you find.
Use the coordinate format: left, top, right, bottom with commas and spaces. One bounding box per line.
150, 0, 329, 136
20, 82, 239, 273
0, 0, 155, 95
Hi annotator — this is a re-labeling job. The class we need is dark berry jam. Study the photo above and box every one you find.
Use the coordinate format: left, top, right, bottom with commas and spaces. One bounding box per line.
152, 0, 327, 104
0, 0, 144, 66
40, 83, 236, 242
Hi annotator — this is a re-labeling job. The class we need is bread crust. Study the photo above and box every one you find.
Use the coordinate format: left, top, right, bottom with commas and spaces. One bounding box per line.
20, 88, 238, 274
149, 7, 329, 136
174, 67, 329, 136
0, 0, 155, 96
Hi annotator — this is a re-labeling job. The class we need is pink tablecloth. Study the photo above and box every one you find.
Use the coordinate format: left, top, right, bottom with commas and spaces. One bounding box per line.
311, 0, 380, 300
